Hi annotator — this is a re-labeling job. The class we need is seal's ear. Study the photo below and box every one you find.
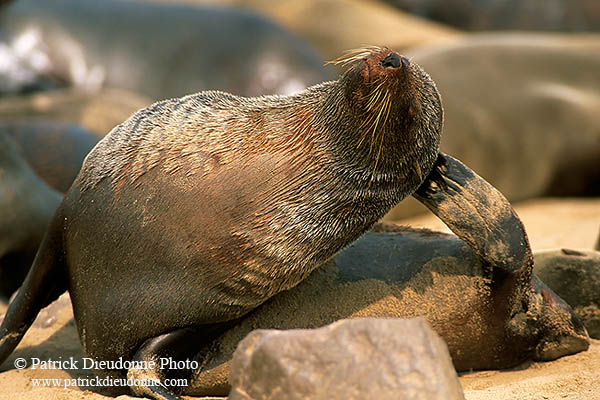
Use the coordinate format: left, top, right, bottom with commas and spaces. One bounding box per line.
413, 152, 532, 277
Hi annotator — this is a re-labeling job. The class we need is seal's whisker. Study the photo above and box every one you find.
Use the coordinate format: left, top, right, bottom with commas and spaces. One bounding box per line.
365, 81, 387, 111
368, 89, 390, 157
324, 46, 386, 68
356, 127, 370, 149
370, 92, 391, 183
382, 90, 392, 130
359, 79, 387, 141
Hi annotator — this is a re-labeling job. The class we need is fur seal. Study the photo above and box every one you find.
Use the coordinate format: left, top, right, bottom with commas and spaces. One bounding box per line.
1, 120, 98, 193
386, 34, 600, 219
0, 132, 61, 299
0, 47, 444, 399
177, 152, 590, 395
0, 0, 332, 98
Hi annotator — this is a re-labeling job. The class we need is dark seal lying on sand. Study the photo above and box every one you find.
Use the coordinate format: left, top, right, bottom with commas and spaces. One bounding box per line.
0, 46, 444, 399
187, 225, 589, 395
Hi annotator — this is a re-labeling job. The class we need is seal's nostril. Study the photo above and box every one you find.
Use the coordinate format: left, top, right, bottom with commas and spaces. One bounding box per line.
381, 53, 401, 68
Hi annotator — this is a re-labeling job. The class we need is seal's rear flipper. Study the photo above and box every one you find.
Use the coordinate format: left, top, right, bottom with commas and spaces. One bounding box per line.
0, 214, 67, 365
413, 152, 532, 276
127, 328, 199, 400
127, 322, 236, 400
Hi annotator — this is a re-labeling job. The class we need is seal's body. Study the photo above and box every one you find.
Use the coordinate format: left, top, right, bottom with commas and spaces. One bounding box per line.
0, 47, 443, 398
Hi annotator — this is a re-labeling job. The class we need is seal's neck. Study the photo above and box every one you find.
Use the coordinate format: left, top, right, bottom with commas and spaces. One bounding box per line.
315, 82, 439, 196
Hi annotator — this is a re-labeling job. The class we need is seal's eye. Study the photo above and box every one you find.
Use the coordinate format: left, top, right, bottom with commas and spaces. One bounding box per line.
380, 53, 402, 68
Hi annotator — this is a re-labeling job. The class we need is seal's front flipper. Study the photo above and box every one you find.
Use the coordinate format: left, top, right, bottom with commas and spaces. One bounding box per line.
413, 152, 532, 276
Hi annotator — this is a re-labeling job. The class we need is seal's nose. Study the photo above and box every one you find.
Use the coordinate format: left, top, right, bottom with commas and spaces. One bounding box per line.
380, 53, 402, 68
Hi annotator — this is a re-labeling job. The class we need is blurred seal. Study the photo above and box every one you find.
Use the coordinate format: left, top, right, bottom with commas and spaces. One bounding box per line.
385, 0, 600, 31
1, 120, 98, 192
0, 88, 152, 137
535, 248, 600, 339
0, 133, 61, 299
0, 0, 333, 98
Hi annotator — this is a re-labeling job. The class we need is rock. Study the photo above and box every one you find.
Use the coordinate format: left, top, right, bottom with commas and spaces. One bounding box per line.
229, 317, 465, 400
534, 248, 600, 339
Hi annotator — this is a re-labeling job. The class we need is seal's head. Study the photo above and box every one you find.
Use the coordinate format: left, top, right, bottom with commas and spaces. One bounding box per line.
531, 276, 589, 361
326, 46, 443, 188
505, 275, 590, 363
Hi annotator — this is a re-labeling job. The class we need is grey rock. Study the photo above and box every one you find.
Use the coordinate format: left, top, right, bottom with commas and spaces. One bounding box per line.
228, 317, 465, 400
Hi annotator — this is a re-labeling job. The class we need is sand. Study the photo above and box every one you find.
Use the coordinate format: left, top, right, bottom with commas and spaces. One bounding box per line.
401, 198, 600, 252
0, 197, 598, 399
461, 340, 600, 400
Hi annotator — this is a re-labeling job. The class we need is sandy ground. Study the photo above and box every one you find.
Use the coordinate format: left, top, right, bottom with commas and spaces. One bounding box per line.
401, 198, 600, 252
461, 340, 600, 400
0, 197, 598, 400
